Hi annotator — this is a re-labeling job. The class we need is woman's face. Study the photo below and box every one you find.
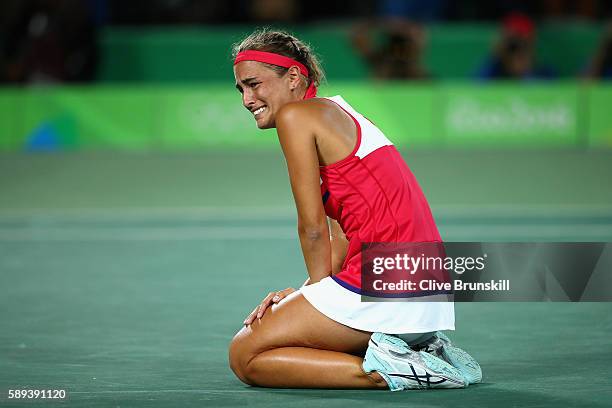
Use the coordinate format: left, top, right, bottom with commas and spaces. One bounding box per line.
234, 61, 297, 129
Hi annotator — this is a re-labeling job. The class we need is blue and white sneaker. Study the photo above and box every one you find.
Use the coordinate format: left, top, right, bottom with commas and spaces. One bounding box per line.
362, 333, 468, 391
413, 331, 482, 385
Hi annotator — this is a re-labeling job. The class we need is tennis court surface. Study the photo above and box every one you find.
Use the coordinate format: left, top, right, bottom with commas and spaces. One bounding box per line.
1, 150, 611, 407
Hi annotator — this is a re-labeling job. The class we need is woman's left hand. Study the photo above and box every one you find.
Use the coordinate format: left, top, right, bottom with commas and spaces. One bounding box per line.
244, 287, 296, 325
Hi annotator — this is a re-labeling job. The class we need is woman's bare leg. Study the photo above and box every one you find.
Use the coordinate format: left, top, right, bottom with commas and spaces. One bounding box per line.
229, 292, 388, 389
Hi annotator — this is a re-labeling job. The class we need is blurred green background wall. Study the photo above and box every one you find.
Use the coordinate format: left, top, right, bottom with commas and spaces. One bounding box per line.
2, 23, 612, 151
2, 83, 611, 150
96, 24, 603, 82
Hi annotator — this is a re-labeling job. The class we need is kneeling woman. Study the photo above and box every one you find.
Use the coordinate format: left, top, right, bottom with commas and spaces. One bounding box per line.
228, 29, 481, 391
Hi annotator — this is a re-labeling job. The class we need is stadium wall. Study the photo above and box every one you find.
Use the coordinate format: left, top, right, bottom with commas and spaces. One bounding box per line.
97, 23, 603, 82
1, 83, 611, 151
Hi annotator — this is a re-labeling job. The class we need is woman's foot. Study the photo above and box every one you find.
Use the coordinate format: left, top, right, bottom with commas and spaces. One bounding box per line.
362, 333, 468, 391
412, 331, 482, 385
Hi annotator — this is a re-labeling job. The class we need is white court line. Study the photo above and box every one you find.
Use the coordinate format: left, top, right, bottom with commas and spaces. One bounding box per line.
433, 204, 612, 217
0, 206, 296, 220
0, 224, 610, 241
0, 226, 297, 241
0, 204, 611, 221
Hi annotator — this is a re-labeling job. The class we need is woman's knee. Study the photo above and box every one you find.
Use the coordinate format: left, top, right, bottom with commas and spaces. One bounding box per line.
228, 328, 256, 385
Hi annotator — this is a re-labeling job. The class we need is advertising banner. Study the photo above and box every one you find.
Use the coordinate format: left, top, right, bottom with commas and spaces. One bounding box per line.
0, 83, 610, 150
442, 84, 580, 147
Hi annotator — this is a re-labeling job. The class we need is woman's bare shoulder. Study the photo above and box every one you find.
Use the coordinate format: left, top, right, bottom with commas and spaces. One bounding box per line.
277, 98, 349, 129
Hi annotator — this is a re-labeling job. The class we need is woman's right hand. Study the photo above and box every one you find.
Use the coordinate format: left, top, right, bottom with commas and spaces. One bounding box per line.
243, 288, 296, 326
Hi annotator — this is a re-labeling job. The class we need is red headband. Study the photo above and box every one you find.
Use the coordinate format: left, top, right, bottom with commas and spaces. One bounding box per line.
234, 50, 317, 99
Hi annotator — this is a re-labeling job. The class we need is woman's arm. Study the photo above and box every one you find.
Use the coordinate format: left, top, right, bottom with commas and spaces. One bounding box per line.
300, 218, 346, 287
329, 218, 349, 275
276, 103, 332, 284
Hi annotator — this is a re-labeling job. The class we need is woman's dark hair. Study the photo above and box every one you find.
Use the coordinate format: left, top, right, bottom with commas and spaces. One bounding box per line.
232, 29, 325, 88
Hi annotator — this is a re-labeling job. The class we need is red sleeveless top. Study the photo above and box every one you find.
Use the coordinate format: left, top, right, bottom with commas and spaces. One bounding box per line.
320, 96, 442, 291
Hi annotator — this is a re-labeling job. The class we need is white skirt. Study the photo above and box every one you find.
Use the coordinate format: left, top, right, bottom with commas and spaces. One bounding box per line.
299, 276, 455, 334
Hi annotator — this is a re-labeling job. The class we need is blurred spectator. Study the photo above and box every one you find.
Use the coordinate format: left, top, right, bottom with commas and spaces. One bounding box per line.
1, 0, 98, 84
352, 19, 430, 80
377, 0, 447, 22
250, 0, 299, 22
540, 0, 598, 20
584, 23, 612, 79
477, 13, 556, 80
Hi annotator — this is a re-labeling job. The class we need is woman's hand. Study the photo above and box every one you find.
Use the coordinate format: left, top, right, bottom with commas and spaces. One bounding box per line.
244, 288, 296, 325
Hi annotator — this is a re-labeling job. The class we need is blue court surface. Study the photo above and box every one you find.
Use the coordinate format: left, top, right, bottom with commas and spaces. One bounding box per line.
1, 150, 611, 407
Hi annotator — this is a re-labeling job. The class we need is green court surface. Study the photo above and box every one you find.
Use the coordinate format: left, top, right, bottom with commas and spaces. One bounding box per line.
1, 150, 611, 407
